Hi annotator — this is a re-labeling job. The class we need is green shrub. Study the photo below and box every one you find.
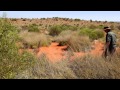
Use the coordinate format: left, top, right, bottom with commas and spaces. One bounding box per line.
22, 19, 26, 21
0, 18, 35, 79
11, 18, 17, 21
60, 24, 78, 31
98, 25, 104, 29
49, 25, 63, 36
79, 28, 104, 40
74, 19, 81, 21
0, 18, 19, 59
89, 32, 98, 40
49, 25, 78, 36
28, 24, 39, 32
93, 30, 104, 39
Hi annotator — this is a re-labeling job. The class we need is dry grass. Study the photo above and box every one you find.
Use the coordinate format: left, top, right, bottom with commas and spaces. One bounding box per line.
15, 53, 76, 79
69, 54, 120, 79
18, 31, 51, 49
54, 30, 92, 52
15, 51, 120, 79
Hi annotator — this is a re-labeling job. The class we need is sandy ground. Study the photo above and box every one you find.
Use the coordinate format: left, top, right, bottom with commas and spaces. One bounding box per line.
37, 40, 104, 63
37, 43, 67, 62
19, 39, 120, 63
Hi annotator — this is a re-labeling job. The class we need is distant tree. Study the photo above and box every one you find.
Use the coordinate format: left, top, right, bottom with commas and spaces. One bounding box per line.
22, 19, 26, 21
90, 19, 92, 22
74, 19, 81, 21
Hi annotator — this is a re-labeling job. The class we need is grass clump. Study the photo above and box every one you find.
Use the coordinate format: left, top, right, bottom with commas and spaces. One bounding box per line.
19, 31, 51, 49
54, 30, 91, 52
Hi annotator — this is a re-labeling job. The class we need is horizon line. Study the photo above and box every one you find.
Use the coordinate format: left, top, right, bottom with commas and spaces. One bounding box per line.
0, 17, 119, 22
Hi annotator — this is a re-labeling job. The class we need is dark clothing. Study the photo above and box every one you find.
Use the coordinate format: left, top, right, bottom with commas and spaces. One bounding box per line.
105, 47, 116, 58
105, 31, 117, 56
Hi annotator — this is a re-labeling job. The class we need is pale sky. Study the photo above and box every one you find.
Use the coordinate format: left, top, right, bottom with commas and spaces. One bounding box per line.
0, 11, 119, 22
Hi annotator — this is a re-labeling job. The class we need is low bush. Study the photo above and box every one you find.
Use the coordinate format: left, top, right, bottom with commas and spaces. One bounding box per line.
79, 28, 104, 40
19, 32, 51, 49
28, 24, 39, 32
54, 30, 91, 52
49, 25, 78, 36
0, 18, 35, 79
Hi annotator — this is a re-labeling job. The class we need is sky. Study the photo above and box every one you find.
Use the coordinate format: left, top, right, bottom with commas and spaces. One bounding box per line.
0, 11, 120, 22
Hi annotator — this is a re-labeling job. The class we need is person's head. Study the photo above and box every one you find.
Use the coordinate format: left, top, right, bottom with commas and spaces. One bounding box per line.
103, 27, 111, 33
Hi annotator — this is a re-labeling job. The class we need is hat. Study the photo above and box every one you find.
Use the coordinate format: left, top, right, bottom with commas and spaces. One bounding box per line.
104, 26, 111, 30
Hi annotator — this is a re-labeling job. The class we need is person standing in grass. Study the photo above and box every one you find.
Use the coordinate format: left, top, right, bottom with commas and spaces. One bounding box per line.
103, 27, 117, 60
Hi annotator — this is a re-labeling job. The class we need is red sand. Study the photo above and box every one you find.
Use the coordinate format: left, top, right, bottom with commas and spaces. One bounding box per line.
37, 40, 104, 63
19, 40, 120, 63
37, 43, 67, 62
70, 40, 104, 60
90, 40, 104, 56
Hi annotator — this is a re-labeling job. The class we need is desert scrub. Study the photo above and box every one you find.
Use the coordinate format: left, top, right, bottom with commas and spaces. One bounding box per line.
49, 25, 63, 36
54, 30, 73, 45
89, 24, 97, 29
0, 17, 35, 79
67, 35, 91, 52
79, 28, 104, 40
54, 30, 91, 52
28, 23, 39, 32
97, 25, 104, 29
69, 53, 120, 79
49, 25, 78, 36
19, 31, 51, 49
15, 54, 76, 79
15, 51, 120, 79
